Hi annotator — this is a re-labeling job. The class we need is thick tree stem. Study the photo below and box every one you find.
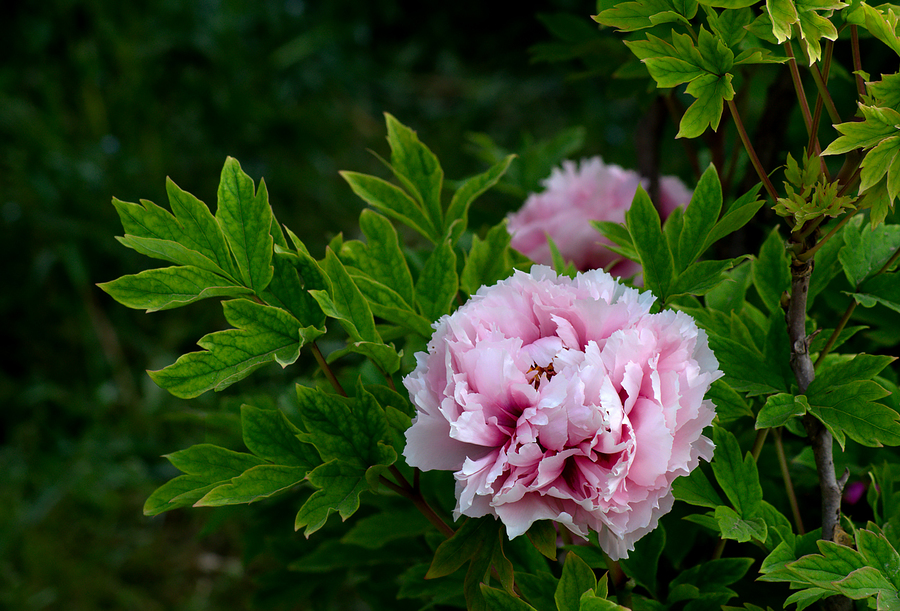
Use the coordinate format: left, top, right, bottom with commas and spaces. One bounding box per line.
788, 257, 851, 611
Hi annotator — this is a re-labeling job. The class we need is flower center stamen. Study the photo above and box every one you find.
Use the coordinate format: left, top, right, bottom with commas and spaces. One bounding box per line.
526, 360, 557, 390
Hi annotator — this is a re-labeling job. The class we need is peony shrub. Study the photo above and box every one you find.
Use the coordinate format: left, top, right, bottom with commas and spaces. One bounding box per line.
507, 157, 692, 275
403, 265, 721, 559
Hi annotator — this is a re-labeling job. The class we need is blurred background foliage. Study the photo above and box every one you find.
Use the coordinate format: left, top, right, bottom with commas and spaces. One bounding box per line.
0, 1, 656, 609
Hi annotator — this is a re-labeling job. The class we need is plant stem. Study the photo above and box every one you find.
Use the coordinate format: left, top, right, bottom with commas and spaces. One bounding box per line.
784, 41, 815, 138
311, 341, 347, 397
851, 25, 866, 97
387, 465, 456, 538
787, 246, 850, 611
774, 428, 805, 534
815, 301, 858, 368
727, 99, 779, 202
809, 63, 842, 128
751, 428, 769, 461
789, 251, 850, 611
712, 538, 727, 560
798, 212, 855, 262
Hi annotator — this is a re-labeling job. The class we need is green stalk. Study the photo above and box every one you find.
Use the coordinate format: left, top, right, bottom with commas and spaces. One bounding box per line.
851, 25, 866, 97
774, 428, 805, 534
727, 99, 779, 202
311, 341, 347, 397
784, 41, 815, 138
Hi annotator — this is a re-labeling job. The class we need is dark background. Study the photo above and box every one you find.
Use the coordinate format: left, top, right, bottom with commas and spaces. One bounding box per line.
0, 1, 660, 608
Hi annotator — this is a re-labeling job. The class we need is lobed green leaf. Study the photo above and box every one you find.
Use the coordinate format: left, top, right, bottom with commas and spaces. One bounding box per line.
148, 299, 308, 398
98, 265, 252, 312
294, 460, 367, 536
215, 157, 274, 293
195, 465, 307, 506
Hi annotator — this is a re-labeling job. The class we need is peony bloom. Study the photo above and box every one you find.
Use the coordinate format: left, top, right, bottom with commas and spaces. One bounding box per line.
507, 157, 692, 276
403, 266, 720, 559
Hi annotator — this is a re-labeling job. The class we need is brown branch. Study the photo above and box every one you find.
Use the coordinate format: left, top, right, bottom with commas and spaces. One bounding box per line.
788, 252, 852, 611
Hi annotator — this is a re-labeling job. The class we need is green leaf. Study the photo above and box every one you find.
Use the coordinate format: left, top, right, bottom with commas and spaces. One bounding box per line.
348, 274, 433, 337
756, 393, 809, 429
148, 299, 307, 398
702, 0, 759, 8
240, 404, 318, 469
711, 427, 763, 518
340, 506, 431, 549
677, 72, 734, 139
164, 177, 238, 277
111, 194, 236, 280
806, 380, 900, 449
346, 340, 402, 374
807, 221, 845, 308
670, 556, 755, 590
706, 261, 753, 314
786, 540, 867, 589
264, 252, 325, 327
345, 209, 415, 307
416, 238, 458, 321
861, 3, 900, 57
592, 221, 638, 262
215, 157, 274, 293
857, 529, 900, 589
461, 221, 519, 296
526, 521, 559, 560
427, 517, 500, 579
861, 136, 900, 193
707, 334, 786, 395
670, 258, 742, 298
195, 464, 307, 506
295, 383, 396, 470
98, 265, 252, 312
752, 227, 790, 314
808, 354, 897, 396
823, 104, 900, 156
620, 525, 665, 598
715, 505, 768, 542
384, 113, 444, 234
446, 154, 516, 244
340, 171, 436, 242
594, 0, 683, 31
143, 444, 266, 515
707, 379, 754, 423
579, 591, 629, 610
114, 234, 234, 277
312, 248, 380, 344
626, 186, 675, 299
294, 460, 367, 536
556, 552, 598, 611
703, 186, 764, 250
838, 215, 900, 287
677, 165, 722, 269
853, 272, 900, 314
480, 585, 537, 611
766, 0, 799, 43
834, 567, 895, 600
707, 7, 754, 47
517, 572, 559, 611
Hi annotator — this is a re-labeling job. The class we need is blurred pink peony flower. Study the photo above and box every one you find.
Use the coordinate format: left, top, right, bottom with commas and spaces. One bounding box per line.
403, 266, 721, 559
507, 157, 692, 276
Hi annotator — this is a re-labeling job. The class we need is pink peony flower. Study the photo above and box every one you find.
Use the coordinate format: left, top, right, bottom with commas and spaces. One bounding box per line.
403, 266, 720, 559
507, 157, 692, 276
